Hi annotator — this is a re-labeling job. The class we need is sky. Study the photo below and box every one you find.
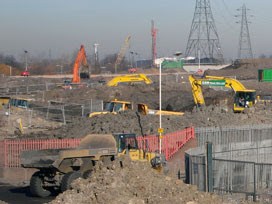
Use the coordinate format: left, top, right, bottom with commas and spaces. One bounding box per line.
1, 0, 272, 61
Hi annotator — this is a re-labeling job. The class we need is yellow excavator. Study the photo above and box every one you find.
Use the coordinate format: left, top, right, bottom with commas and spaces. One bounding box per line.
88, 99, 184, 117
189, 75, 257, 112
107, 74, 153, 86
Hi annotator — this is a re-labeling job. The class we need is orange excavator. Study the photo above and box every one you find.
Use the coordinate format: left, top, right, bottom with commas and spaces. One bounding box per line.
61, 45, 89, 89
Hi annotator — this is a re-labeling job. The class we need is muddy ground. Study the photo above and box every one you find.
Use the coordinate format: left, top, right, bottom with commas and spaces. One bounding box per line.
1, 59, 272, 139
1, 61, 269, 203
49, 156, 251, 204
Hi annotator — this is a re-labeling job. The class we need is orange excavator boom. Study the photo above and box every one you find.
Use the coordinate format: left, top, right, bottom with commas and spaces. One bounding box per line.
72, 45, 88, 83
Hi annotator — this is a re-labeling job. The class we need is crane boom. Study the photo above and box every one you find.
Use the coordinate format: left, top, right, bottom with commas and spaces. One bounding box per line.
114, 35, 131, 73
72, 45, 88, 84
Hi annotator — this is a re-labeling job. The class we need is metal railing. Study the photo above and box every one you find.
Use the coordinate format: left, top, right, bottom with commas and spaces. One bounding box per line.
186, 124, 272, 202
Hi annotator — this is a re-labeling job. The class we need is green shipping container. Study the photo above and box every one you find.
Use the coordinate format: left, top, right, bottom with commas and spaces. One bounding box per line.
162, 60, 183, 69
258, 69, 272, 82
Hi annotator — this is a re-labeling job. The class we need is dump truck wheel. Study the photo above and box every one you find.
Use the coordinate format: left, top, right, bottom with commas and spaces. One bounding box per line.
60, 171, 81, 192
30, 171, 51, 197
83, 169, 93, 179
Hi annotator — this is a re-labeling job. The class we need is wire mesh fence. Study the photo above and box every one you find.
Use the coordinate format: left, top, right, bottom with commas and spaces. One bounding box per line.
186, 124, 272, 202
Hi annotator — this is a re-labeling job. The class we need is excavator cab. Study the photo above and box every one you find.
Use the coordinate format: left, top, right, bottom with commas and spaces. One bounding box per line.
105, 100, 132, 113
234, 91, 256, 112
115, 134, 167, 172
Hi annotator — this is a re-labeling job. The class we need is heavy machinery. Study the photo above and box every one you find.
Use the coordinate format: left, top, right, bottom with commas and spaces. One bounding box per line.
88, 99, 184, 117
107, 74, 153, 86
114, 35, 131, 73
21, 133, 167, 197
60, 45, 88, 89
189, 75, 256, 112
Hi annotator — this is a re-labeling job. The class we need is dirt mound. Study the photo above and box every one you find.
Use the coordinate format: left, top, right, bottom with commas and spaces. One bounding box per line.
204, 59, 272, 80
49, 156, 224, 204
21, 101, 272, 140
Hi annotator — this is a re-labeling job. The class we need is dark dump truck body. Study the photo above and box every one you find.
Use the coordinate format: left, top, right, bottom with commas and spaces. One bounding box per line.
21, 134, 118, 197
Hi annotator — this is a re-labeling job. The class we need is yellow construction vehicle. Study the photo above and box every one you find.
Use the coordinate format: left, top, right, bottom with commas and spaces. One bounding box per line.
189, 75, 257, 112
21, 133, 167, 197
107, 74, 153, 86
137, 103, 184, 116
88, 100, 132, 117
88, 99, 183, 117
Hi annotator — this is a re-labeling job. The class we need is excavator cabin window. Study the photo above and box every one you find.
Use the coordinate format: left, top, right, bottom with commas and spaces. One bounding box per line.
235, 91, 256, 107
116, 134, 138, 153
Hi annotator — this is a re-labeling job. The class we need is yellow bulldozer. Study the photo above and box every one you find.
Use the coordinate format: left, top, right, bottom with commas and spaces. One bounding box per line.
88, 99, 184, 117
21, 133, 167, 197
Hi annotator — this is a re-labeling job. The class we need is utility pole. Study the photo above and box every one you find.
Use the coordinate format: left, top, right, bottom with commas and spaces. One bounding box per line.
93, 43, 100, 67
185, 0, 223, 64
24, 50, 28, 71
236, 4, 253, 59
151, 20, 158, 67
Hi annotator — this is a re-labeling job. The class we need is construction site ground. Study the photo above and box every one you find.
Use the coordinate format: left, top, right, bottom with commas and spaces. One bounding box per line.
0, 59, 270, 203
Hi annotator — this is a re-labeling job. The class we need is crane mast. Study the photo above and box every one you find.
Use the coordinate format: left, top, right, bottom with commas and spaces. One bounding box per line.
114, 35, 131, 73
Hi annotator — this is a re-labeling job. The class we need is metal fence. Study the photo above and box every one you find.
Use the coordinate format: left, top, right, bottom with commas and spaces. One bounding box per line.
0, 82, 102, 96
186, 124, 272, 202
0, 127, 194, 168
0, 99, 103, 129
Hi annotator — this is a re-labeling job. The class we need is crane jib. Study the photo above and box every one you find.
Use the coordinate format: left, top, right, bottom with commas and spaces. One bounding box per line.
202, 80, 226, 86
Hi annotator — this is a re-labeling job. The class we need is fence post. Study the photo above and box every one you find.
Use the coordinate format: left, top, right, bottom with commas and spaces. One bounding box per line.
46, 83, 48, 91
191, 126, 195, 139
81, 105, 84, 117
62, 105, 66, 125
46, 101, 50, 119
29, 109, 33, 127
205, 142, 213, 192
253, 163, 257, 202
4, 140, 7, 168
165, 136, 168, 160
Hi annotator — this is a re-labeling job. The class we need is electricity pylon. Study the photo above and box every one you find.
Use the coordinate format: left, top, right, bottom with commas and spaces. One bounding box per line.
236, 4, 253, 59
185, 0, 223, 64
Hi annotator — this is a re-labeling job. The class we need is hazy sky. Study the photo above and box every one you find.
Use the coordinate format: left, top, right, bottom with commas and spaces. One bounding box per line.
1, 0, 272, 61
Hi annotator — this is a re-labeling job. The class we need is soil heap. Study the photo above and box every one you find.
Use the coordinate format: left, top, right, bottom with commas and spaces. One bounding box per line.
50, 156, 226, 204
21, 102, 272, 139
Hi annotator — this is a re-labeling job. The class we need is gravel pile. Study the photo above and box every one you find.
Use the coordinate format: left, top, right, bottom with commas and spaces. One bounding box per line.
49, 156, 225, 204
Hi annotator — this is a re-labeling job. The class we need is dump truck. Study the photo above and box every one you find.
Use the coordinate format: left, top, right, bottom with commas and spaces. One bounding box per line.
88, 99, 184, 117
21, 133, 167, 197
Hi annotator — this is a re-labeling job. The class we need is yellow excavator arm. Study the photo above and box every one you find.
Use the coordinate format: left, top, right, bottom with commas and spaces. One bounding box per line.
189, 75, 257, 112
107, 74, 153, 86
189, 75, 205, 106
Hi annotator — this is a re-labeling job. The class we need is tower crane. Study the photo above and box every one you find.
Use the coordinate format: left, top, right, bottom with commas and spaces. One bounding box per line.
114, 35, 131, 73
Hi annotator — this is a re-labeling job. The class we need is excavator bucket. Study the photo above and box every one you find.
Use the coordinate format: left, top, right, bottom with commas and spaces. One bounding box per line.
78, 134, 117, 149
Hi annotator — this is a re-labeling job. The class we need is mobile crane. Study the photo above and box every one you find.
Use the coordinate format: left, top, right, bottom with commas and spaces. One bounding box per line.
189, 75, 257, 112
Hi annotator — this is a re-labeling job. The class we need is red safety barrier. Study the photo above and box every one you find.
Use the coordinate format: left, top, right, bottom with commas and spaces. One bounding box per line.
0, 139, 81, 168
0, 127, 194, 168
137, 127, 194, 160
